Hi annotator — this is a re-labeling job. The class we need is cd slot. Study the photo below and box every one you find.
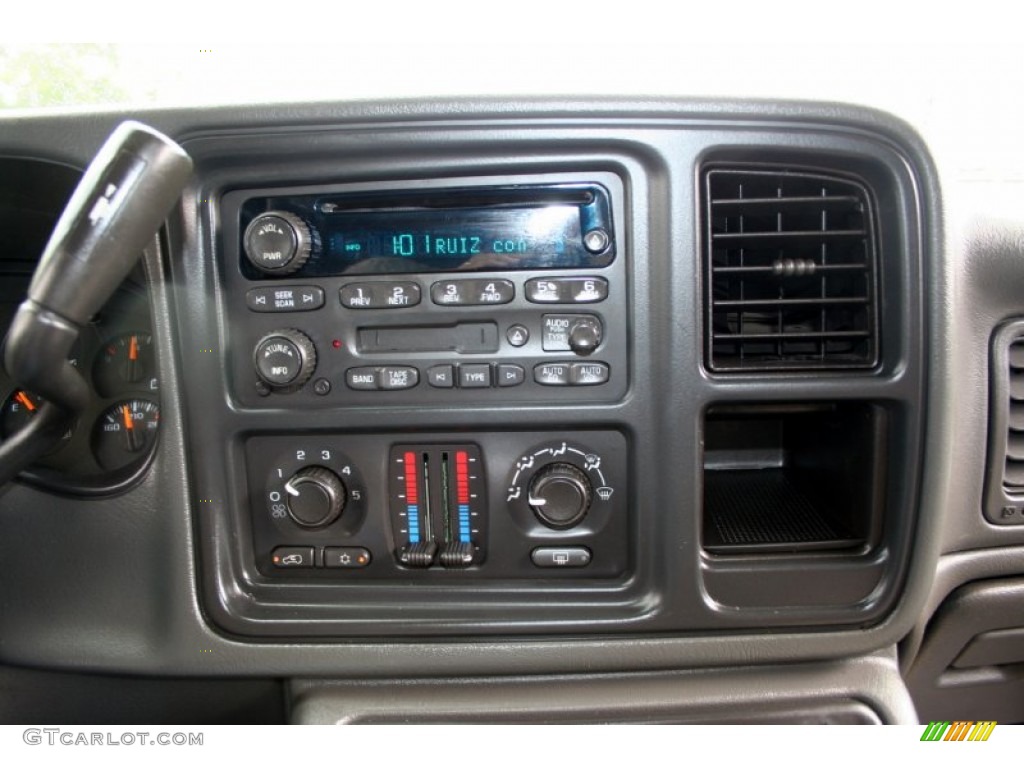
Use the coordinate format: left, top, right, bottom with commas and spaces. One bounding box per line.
318, 186, 595, 212
358, 322, 499, 354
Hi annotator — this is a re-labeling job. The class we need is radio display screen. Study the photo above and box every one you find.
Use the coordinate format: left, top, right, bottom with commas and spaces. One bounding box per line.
324, 207, 587, 271
240, 185, 616, 277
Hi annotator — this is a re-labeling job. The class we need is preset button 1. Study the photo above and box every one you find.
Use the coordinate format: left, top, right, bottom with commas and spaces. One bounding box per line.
340, 281, 421, 309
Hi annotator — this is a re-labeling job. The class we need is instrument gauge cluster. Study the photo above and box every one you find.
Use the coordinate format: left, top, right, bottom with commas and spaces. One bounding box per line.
0, 279, 161, 495
0, 157, 160, 495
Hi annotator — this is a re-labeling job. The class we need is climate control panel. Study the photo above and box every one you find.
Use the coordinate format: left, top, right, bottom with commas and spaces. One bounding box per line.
245, 431, 628, 580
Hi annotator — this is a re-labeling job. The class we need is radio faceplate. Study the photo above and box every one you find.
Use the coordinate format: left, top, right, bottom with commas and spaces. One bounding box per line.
220, 173, 629, 407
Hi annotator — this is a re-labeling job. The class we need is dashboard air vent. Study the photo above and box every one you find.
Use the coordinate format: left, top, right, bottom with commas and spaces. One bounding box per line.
1002, 338, 1024, 491
705, 168, 879, 372
983, 320, 1024, 526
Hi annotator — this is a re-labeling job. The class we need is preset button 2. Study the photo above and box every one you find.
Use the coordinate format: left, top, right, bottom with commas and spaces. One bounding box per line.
340, 281, 421, 309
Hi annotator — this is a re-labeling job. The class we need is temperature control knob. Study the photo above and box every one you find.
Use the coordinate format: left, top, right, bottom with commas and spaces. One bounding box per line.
243, 211, 313, 275
284, 466, 347, 528
568, 317, 602, 356
254, 329, 317, 392
528, 462, 593, 529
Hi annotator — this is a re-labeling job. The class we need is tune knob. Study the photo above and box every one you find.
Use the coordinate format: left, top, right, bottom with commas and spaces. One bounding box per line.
253, 329, 317, 392
528, 462, 593, 529
568, 317, 603, 356
284, 466, 347, 528
243, 211, 313, 275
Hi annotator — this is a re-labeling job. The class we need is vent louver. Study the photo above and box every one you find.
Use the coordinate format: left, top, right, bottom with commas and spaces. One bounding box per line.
984, 322, 1024, 526
705, 168, 880, 371
1003, 339, 1024, 491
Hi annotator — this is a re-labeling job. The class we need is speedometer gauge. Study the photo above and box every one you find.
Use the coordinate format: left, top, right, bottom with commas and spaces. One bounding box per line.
92, 398, 160, 471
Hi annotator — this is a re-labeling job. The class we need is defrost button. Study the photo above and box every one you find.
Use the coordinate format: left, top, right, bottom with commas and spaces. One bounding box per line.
531, 547, 592, 568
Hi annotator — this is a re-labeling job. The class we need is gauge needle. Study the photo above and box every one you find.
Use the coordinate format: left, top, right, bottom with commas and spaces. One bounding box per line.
122, 404, 142, 452
127, 335, 140, 382
15, 391, 36, 412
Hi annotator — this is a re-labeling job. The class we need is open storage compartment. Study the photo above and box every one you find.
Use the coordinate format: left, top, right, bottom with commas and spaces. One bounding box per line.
703, 403, 885, 554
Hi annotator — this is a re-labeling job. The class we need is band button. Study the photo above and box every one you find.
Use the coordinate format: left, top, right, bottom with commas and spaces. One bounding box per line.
345, 367, 380, 390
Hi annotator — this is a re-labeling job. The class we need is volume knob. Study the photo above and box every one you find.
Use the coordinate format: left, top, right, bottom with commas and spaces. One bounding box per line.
568, 317, 603, 356
528, 462, 593, 529
285, 466, 347, 528
254, 329, 317, 392
243, 211, 313, 275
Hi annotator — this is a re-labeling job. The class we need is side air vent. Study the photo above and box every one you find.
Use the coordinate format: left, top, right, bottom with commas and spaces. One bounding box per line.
985, 321, 1024, 526
705, 168, 880, 372
1005, 339, 1024, 491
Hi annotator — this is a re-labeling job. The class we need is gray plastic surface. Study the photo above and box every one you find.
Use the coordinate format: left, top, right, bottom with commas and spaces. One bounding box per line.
0, 99, 949, 677
174, 107, 926, 637
906, 577, 1024, 723
290, 651, 914, 724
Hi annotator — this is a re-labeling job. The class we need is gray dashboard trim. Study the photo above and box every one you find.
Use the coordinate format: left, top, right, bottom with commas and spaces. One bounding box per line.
289, 651, 917, 724
0, 98, 947, 676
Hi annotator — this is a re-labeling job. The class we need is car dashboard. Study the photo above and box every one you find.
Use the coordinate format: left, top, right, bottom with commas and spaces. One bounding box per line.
0, 97, 1021, 725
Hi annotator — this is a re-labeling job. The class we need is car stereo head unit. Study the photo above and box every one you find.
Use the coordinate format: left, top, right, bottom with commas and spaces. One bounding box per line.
219, 172, 628, 408
239, 184, 615, 278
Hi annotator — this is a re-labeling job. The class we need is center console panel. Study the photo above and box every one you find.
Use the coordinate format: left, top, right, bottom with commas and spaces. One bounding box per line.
170, 107, 928, 641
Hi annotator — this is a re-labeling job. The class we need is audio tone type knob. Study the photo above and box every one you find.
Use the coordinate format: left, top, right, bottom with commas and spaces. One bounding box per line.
254, 329, 317, 391
528, 462, 593, 529
284, 466, 347, 528
243, 211, 313, 275
568, 317, 602, 356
